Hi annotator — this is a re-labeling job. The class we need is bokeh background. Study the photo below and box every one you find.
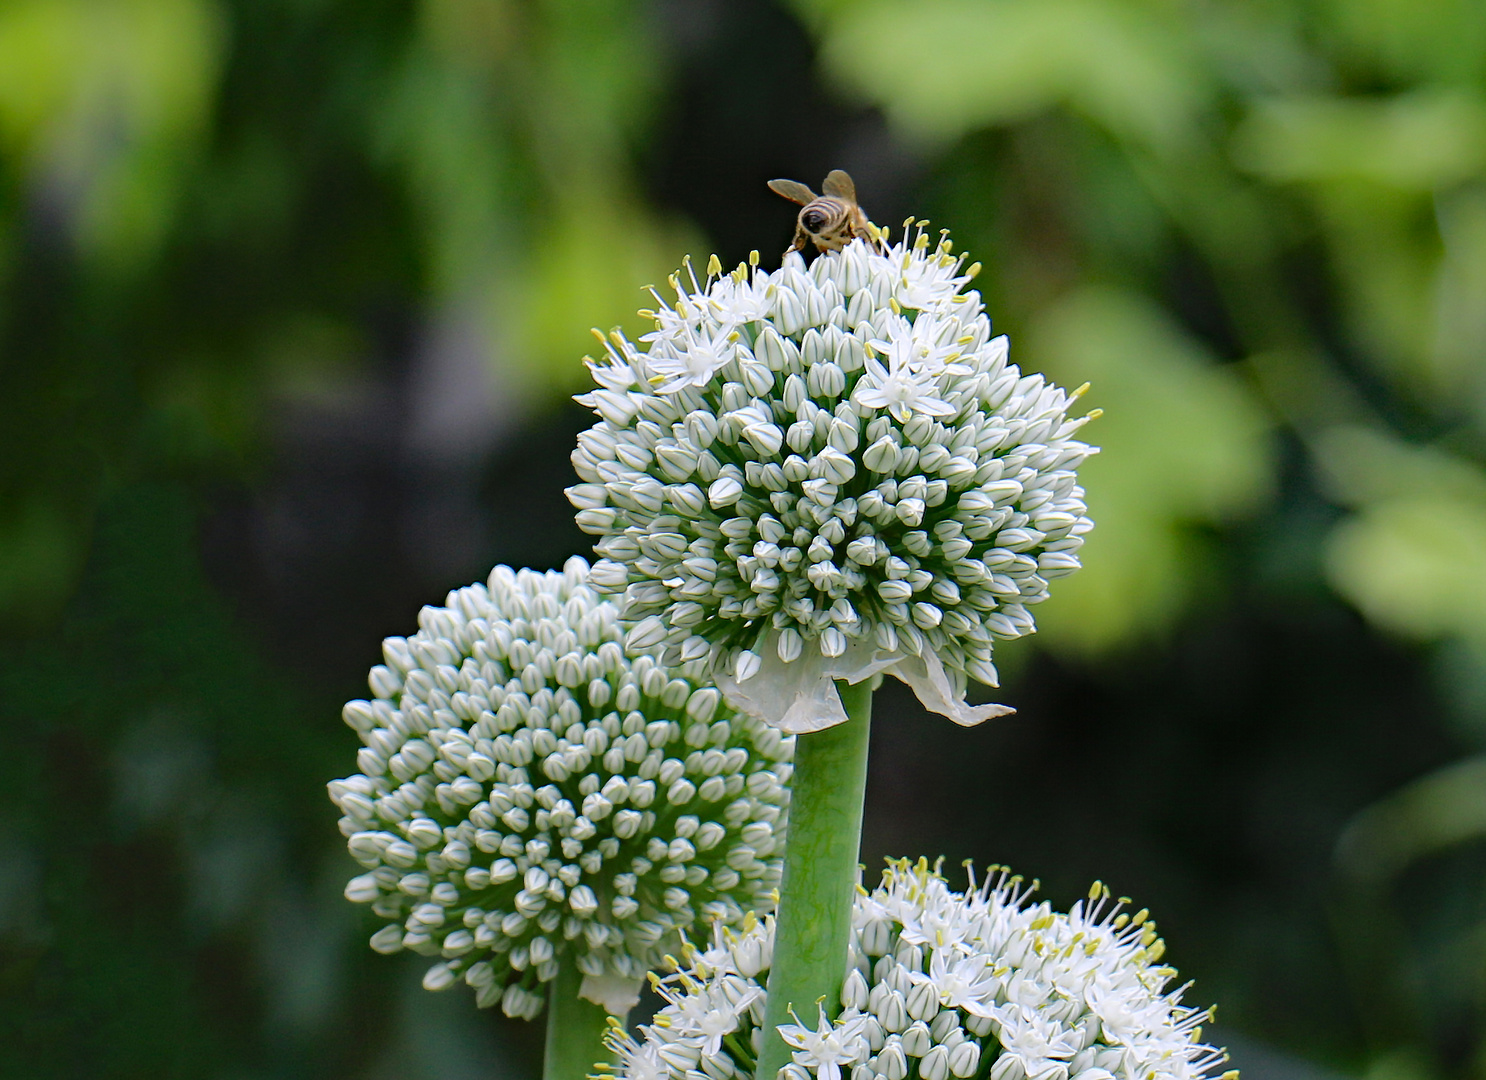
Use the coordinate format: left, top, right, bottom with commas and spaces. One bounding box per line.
4, 0, 1486, 1076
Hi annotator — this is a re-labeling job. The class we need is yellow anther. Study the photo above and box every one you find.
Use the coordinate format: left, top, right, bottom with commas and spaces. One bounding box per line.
707, 253, 722, 277
749, 249, 761, 267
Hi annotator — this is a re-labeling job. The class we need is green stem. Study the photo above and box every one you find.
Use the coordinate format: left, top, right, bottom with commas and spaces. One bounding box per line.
756, 678, 873, 1080
543, 957, 617, 1080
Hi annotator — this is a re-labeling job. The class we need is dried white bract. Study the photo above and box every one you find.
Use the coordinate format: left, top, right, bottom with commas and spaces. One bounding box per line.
569, 230, 1096, 733
606, 859, 1232, 1080
327, 558, 792, 1018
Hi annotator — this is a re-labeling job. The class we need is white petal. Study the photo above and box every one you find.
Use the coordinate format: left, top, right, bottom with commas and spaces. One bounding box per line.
887, 650, 1016, 727
714, 632, 1014, 733
715, 634, 899, 734
580, 972, 645, 1015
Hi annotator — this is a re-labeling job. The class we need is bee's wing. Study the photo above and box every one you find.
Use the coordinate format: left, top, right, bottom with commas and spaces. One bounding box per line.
768, 179, 818, 206
822, 170, 856, 202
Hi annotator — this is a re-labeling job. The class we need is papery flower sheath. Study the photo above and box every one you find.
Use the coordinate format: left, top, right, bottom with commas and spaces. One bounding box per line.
605, 859, 1232, 1080
568, 229, 1097, 733
327, 558, 792, 1018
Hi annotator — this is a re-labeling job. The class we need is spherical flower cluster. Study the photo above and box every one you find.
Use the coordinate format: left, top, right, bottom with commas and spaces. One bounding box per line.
568, 229, 1096, 733
605, 859, 1232, 1080
327, 558, 793, 1018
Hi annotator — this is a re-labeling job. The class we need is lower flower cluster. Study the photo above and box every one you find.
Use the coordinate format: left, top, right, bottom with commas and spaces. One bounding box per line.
327, 559, 793, 1017
606, 859, 1232, 1080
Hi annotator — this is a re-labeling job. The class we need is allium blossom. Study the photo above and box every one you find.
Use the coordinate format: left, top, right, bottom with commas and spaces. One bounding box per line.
779, 1005, 875, 1080
853, 349, 957, 424
648, 325, 742, 394
569, 229, 1096, 733
606, 859, 1233, 1080
327, 558, 792, 1018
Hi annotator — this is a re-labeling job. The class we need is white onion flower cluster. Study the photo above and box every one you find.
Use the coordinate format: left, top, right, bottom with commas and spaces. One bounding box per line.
605, 859, 1232, 1080
568, 229, 1096, 733
327, 558, 792, 1019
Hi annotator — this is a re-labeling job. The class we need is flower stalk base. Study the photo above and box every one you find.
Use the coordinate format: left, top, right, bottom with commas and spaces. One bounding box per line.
756, 678, 873, 1080
544, 956, 614, 1080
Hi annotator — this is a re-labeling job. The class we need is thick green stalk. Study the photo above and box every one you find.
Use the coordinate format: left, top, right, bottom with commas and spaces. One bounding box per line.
543, 956, 616, 1080
756, 678, 873, 1080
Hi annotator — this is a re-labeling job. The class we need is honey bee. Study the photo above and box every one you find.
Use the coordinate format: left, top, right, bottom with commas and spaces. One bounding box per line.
767, 169, 875, 256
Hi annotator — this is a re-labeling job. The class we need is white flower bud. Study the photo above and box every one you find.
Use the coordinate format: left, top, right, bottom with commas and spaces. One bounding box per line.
708, 475, 746, 511
743, 421, 785, 457
947, 1041, 981, 1078
734, 650, 762, 682
369, 925, 404, 954
344, 873, 380, 903
901, 1021, 932, 1057
818, 627, 848, 658
625, 616, 669, 652
905, 979, 939, 1021
814, 446, 858, 484
963, 1012, 994, 1037
879, 1042, 910, 1080
919, 1046, 950, 1080
878, 990, 908, 1033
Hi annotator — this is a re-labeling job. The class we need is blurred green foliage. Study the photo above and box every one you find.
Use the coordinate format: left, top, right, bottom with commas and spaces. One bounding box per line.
4, 0, 1486, 1077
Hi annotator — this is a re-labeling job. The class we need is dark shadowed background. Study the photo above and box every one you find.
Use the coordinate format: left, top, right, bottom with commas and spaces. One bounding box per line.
4, 0, 1486, 1077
